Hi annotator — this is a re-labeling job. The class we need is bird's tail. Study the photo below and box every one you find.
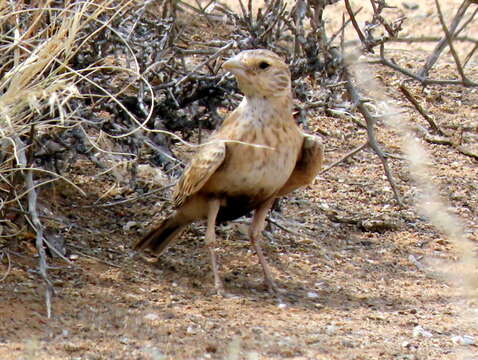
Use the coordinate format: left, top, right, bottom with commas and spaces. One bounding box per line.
134, 216, 188, 255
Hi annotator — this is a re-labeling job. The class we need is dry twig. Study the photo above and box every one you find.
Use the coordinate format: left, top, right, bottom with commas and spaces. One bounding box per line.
399, 84, 445, 136
418, 0, 473, 78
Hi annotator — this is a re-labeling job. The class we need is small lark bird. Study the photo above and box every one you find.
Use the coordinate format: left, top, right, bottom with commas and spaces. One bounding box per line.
135, 49, 324, 295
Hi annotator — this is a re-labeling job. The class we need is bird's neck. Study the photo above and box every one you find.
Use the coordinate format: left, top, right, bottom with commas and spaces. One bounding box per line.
240, 93, 294, 127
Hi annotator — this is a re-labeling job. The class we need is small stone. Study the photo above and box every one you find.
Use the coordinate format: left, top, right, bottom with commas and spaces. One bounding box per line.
123, 221, 138, 231
142, 346, 165, 360
451, 335, 475, 345
341, 339, 355, 348
395, 355, 415, 360
64, 342, 87, 352
402, 2, 419, 10
360, 218, 401, 232
246, 352, 260, 360
119, 337, 129, 344
413, 325, 432, 338
305, 335, 321, 345
144, 313, 159, 321
205, 344, 217, 353
69, 254, 79, 260
325, 325, 337, 335
307, 291, 319, 299
277, 302, 287, 309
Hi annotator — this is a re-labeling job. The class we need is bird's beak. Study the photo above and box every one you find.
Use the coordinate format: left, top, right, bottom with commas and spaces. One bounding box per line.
222, 56, 245, 74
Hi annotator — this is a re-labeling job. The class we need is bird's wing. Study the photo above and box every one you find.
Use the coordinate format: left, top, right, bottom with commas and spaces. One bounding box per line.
277, 134, 324, 196
173, 140, 226, 207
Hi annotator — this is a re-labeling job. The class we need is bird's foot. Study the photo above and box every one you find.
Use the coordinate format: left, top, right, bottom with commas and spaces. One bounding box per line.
213, 284, 236, 298
264, 278, 284, 295
213, 277, 229, 297
214, 284, 226, 296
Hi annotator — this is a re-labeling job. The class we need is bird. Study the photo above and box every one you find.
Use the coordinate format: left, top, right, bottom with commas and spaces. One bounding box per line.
134, 49, 324, 295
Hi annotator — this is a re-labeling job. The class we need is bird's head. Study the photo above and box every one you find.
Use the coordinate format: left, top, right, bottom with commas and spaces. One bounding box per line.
222, 49, 291, 99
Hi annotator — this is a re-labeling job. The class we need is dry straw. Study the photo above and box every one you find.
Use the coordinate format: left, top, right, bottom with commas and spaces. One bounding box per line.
0, 0, 143, 317
0, 0, 238, 317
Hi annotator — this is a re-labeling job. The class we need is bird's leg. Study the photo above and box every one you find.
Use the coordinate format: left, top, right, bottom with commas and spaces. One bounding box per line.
205, 198, 224, 295
250, 198, 280, 293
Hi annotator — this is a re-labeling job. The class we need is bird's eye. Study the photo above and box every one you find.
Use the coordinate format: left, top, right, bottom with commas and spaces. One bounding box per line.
258, 61, 270, 70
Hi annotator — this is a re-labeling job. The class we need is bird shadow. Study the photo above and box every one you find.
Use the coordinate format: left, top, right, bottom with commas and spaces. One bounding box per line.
135, 222, 433, 315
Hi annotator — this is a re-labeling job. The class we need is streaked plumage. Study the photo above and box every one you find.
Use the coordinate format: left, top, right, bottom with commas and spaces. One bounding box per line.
135, 49, 324, 295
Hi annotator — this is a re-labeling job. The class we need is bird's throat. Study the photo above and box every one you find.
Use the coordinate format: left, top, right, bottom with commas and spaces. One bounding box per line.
240, 94, 293, 128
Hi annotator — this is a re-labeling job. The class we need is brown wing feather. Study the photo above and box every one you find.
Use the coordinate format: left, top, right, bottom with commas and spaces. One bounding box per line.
277, 134, 324, 197
173, 140, 226, 207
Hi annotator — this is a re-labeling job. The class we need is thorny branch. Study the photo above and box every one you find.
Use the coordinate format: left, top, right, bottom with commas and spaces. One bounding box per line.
301, 0, 404, 206
418, 0, 473, 78
323, 0, 478, 198
342, 68, 403, 207
372, 1, 478, 87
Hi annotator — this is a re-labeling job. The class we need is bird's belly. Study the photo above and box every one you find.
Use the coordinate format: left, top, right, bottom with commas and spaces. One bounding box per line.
203, 144, 298, 199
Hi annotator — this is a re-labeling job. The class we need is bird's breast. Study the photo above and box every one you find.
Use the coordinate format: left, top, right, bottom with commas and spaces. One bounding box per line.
202, 122, 302, 200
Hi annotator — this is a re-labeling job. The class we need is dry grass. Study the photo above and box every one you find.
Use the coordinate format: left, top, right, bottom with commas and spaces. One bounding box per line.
0, 0, 147, 206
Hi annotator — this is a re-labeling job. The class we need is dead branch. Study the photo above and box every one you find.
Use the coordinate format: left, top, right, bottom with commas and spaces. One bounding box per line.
343, 67, 404, 207
174, 41, 234, 87
321, 142, 368, 174
435, 0, 471, 86
457, 145, 478, 160
329, 2, 405, 206
0, 249, 12, 282
463, 40, 478, 67
376, 44, 478, 87
72, 184, 174, 209
13, 135, 53, 318
399, 84, 445, 136
344, 0, 368, 50
351, 0, 478, 88
418, 0, 473, 78
67, 245, 122, 269
392, 35, 478, 44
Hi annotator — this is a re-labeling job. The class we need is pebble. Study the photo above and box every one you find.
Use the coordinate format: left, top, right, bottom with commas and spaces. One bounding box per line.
325, 325, 337, 335
144, 313, 160, 321
123, 221, 138, 231
451, 335, 475, 345
413, 325, 432, 338
142, 346, 165, 359
307, 291, 319, 299
402, 2, 419, 10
